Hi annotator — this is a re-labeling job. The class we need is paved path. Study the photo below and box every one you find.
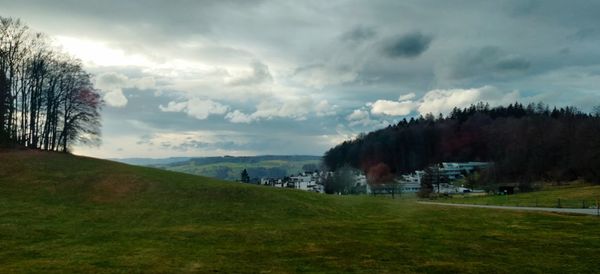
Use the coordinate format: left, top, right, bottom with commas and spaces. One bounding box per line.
418, 201, 600, 216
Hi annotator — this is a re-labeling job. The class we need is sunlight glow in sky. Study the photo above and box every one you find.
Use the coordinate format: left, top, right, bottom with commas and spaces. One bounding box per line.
54, 36, 153, 67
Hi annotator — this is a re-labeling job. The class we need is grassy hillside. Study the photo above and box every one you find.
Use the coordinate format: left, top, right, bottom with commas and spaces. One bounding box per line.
155, 155, 321, 181
447, 183, 600, 208
1, 150, 600, 273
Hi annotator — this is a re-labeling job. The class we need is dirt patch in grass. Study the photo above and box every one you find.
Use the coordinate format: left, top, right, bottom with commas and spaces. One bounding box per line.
89, 174, 148, 203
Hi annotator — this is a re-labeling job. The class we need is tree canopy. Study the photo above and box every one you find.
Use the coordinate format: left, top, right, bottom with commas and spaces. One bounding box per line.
0, 16, 102, 152
324, 102, 600, 184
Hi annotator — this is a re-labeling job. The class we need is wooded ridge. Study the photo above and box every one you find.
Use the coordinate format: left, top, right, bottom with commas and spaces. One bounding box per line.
324, 102, 600, 185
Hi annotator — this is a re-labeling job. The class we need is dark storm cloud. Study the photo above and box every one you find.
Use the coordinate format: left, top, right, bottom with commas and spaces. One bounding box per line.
381, 32, 432, 58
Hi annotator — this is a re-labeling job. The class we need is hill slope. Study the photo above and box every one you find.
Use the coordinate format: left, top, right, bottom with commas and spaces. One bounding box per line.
150, 155, 321, 181
1, 150, 599, 273
110, 157, 192, 166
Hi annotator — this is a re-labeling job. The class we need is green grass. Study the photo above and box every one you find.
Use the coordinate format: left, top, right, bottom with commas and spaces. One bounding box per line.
1, 150, 600, 273
444, 183, 600, 208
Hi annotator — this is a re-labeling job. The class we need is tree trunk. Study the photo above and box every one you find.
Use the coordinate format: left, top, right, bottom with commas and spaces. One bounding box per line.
0, 71, 7, 142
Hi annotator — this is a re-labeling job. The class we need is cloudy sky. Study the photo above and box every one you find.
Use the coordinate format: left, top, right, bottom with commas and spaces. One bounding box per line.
2, 0, 599, 158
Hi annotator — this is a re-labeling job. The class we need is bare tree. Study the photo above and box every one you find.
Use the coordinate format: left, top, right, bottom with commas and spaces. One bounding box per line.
0, 16, 102, 151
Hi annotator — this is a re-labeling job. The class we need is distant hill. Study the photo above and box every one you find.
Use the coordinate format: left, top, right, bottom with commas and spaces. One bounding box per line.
111, 157, 192, 166
119, 155, 322, 181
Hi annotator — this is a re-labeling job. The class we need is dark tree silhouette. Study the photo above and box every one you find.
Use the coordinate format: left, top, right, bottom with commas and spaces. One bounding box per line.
240, 169, 250, 183
324, 102, 600, 185
418, 164, 449, 198
0, 16, 102, 151
324, 165, 355, 194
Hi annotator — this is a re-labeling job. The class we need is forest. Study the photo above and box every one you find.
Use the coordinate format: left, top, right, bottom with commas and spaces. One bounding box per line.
0, 17, 102, 152
324, 102, 600, 186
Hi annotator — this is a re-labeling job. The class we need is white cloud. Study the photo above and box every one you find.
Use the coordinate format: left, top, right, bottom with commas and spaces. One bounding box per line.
252, 98, 312, 121
345, 109, 383, 127
144, 131, 248, 146
226, 96, 337, 123
133, 130, 257, 155
370, 99, 415, 116
54, 36, 153, 67
347, 109, 369, 121
159, 98, 229, 120
131, 76, 156, 90
96, 72, 129, 88
103, 90, 128, 107
315, 100, 338, 117
159, 101, 187, 112
417, 86, 520, 115
359, 86, 519, 127
94, 72, 157, 107
225, 110, 253, 124
398, 92, 416, 101
292, 65, 358, 89
95, 72, 128, 107
319, 126, 358, 148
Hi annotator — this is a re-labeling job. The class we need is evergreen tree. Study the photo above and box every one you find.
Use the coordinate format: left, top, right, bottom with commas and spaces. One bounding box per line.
240, 169, 250, 183
324, 102, 600, 186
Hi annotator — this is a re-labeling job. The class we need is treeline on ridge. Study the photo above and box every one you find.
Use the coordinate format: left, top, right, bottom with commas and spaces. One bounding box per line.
324, 102, 600, 185
0, 16, 102, 152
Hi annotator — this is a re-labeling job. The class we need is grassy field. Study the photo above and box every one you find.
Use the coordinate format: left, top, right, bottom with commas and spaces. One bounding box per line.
444, 183, 600, 209
1, 150, 600, 273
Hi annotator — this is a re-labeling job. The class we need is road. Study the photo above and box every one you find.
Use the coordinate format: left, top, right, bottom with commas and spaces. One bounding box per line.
418, 201, 600, 216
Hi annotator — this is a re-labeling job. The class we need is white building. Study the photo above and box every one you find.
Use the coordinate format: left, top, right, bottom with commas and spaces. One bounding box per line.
288, 173, 321, 192
432, 162, 490, 193
354, 173, 367, 186
398, 170, 424, 193
440, 162, 490, 180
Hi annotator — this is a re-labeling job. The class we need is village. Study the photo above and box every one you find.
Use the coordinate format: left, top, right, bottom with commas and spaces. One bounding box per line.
246, 162, 490, 195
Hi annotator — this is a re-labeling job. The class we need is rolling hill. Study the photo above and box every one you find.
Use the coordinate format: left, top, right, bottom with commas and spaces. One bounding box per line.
137, 155, 322, 181
110, 157, 192, 166
1, 149, 600, 273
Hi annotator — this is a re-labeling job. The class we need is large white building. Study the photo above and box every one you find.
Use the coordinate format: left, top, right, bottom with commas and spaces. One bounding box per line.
397, 170, 424, 193
395, 162, 490, 194
286, 171, 326, 193
439, 162, 490, 180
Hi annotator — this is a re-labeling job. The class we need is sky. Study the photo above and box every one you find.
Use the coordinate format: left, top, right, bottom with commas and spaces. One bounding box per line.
2, 0, 600, 158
